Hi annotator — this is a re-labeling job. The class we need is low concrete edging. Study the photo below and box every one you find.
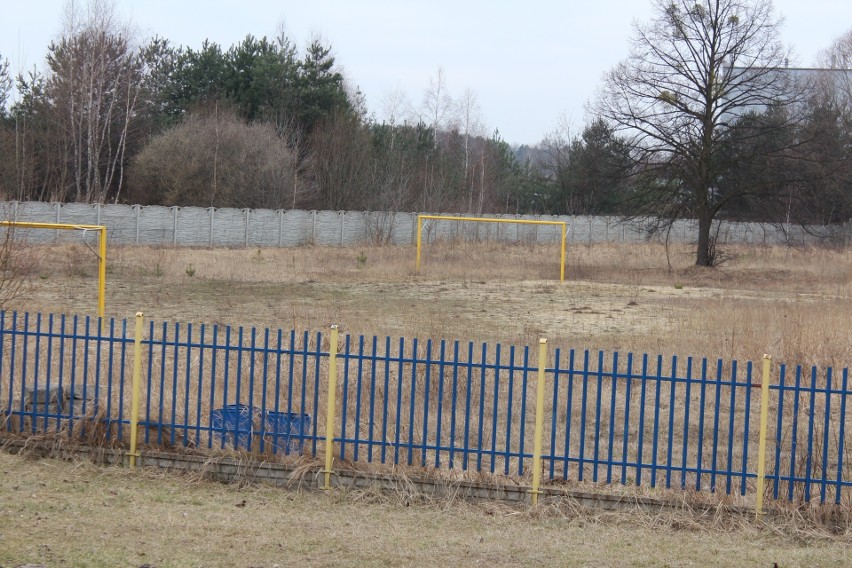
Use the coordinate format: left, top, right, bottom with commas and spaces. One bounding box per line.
0, 436, 752, 517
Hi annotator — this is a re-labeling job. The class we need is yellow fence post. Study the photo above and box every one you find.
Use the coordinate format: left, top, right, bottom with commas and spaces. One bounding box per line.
129, 312, 144, 468
560, 222, 567, 282
322, 325, 340, 489
530, 338, 548, 506
755, 354, 771, 519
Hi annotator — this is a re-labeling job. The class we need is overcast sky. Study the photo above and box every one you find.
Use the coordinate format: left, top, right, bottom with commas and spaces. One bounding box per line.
2, 0, 851, 145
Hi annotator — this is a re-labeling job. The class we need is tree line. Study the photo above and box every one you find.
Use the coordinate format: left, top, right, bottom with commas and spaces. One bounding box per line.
0, 0, 850, 265
0, 1, 531, 215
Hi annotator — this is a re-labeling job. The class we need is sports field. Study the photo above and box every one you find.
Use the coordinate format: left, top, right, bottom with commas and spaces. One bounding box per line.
2, 240, 851, 565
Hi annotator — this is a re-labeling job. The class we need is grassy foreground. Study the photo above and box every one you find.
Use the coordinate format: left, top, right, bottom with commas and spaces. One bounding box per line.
1, 450, 850, 567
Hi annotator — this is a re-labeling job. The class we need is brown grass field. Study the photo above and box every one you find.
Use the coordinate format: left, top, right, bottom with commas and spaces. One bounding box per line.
2, 450, 851, 567
2, 239, 852, 565
11, 240, 852, 365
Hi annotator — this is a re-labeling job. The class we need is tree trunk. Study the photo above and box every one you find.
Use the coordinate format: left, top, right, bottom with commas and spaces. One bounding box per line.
696, 209, 713, 267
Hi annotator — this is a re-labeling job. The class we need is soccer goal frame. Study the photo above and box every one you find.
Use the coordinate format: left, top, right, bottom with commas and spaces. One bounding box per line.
415, 215, 568, 282
0, 221, 107, 320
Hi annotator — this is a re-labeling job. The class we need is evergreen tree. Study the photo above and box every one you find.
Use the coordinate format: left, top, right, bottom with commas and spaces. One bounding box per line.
297, 39, 351, 133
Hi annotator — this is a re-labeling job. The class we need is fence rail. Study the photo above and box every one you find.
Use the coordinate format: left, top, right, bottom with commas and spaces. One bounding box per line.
1, 310, 850, 507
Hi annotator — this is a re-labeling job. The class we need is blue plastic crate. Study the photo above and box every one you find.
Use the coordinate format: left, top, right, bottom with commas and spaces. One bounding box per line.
264, 411, 310, 455
211, 404, 253, 449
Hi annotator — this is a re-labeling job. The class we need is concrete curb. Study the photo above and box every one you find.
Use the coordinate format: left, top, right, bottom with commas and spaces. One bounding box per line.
1, 436, 754, 517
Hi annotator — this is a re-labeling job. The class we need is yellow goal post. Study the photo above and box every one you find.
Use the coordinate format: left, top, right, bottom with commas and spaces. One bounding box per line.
415, 215, 568, 282
0, 221, 107, 320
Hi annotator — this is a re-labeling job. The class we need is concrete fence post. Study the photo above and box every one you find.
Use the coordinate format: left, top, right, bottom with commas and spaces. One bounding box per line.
172, 206, 178, 245
209, 207, 215, 246
134, 205, 140, 244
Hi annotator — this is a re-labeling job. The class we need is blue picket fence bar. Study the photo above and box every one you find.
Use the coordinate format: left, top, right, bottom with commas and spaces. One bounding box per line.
1, 310, 850, 506
543, 352, 761, 496
136, 322, 324, 455
336, 336, 536, 475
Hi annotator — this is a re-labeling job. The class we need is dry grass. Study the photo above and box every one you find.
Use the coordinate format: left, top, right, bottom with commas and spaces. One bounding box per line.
10, 240, 852, 366
2, 450, 851, 568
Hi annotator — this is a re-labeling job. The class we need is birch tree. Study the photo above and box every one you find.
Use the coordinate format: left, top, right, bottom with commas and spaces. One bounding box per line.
454, 89, 485, 212
46, 0, 142, 202
422, 67, 452, 148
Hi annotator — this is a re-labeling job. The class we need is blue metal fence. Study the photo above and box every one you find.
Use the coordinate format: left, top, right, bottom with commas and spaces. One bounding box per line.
0, 312, 131, 440
1, 310, 850, 505
136, 322, 325, 455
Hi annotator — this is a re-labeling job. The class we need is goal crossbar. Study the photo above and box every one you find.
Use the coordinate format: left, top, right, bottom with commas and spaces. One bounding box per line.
415, 215, 568, 282
0, 221, 107, 320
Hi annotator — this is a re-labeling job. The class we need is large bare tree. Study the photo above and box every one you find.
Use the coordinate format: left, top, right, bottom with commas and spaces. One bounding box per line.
594, 0, 797, 265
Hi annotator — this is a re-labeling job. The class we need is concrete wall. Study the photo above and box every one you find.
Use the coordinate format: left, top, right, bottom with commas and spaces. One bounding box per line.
1, 201, 848, 248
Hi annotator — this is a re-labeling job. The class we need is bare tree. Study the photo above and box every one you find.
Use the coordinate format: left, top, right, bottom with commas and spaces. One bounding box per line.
0, 53, 11, 117
537, 115, 572, 179
0, 54, 14, 198
282, 119, 313, 210
47, 0, 142, 203
381, 88, 414, 126
311, 110, 372, 210
818, 29, 852, 69
453, 89, 485, 212
816, 29, 852, 131
422, 67, 453, 148
380, 87, 415, 150
0, 223, 39, 311
594, 0, 798, 266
